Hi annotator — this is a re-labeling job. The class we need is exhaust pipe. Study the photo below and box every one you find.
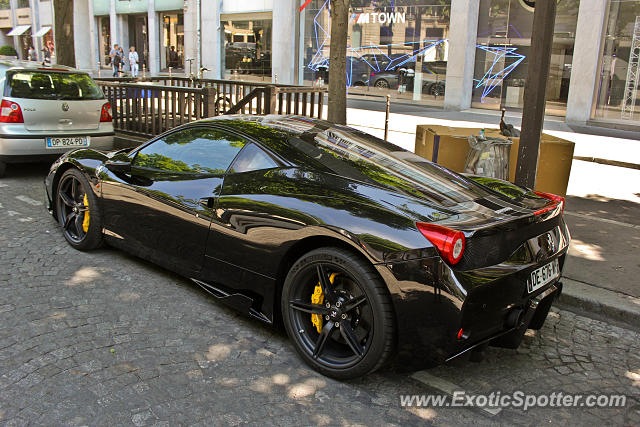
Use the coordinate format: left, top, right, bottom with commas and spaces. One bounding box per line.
505, 308, 524, 329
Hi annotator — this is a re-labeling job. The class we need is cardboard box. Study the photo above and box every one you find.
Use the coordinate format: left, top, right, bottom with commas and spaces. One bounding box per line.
415, 125, 575, 197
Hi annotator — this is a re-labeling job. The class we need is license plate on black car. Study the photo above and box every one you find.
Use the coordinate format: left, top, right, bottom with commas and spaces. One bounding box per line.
527, 259, 559, 293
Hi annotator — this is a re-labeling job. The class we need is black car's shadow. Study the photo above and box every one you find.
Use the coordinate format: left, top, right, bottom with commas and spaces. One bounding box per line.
2, 161, 53, 179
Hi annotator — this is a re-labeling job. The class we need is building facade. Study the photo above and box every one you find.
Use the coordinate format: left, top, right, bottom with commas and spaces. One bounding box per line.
0, 0, 54, 62
77, 0, 640, 128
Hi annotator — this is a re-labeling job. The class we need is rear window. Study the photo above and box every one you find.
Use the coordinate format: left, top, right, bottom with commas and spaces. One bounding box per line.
5, 71, 104, 100
288, 123, 490, 207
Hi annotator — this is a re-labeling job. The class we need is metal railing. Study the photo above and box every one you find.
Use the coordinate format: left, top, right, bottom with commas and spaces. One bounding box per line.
95, 77, 327, 138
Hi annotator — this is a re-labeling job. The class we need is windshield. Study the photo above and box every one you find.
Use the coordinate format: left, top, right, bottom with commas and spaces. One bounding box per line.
5, 71, 104, 100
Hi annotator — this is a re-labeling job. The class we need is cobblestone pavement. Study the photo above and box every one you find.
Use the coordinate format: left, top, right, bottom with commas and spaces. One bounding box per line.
1, 163, 639, 426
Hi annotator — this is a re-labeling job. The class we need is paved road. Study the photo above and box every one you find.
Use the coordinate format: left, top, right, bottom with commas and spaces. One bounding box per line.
1, 163, 639, 426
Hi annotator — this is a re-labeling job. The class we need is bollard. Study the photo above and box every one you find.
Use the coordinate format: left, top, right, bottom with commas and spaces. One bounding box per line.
384, 94, 390, 141
97, 62, 101, 78
275, 73, 278, 84
169, 66, 172, 78
143, 64, 146, 78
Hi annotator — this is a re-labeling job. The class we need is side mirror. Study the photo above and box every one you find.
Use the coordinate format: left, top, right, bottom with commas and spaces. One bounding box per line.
105, 152, 132, 173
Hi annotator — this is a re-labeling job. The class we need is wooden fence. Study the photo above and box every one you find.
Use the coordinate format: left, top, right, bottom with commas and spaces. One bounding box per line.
96, 77, 326, 138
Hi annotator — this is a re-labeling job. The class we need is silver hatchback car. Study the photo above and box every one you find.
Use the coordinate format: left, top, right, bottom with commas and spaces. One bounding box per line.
0, 61, 115, 177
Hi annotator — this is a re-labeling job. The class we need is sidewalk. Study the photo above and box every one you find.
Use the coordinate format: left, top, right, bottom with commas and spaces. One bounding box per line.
345, 102, 640, 329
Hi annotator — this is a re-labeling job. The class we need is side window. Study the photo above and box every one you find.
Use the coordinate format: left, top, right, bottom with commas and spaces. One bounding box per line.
134, 127, 247, 174
229, 143, 278, 173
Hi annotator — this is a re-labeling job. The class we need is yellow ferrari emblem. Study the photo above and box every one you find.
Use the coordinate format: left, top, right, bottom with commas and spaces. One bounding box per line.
82, 194, 90, 233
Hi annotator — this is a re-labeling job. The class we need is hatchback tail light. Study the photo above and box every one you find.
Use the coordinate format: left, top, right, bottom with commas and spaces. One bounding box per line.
417, 223, 465, 265
100, 102, 112, 122
533, 191, 565, 216
0, 99, 24, 123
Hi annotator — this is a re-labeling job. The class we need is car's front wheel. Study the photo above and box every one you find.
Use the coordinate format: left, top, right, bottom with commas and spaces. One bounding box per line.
281, 247, 395, 379
374, 79, 390, 89
55, 168, 103, 251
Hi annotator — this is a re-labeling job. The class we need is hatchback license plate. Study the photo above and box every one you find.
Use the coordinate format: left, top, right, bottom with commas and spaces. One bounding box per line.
46, 136, 89, 149
527, 259, 559, 293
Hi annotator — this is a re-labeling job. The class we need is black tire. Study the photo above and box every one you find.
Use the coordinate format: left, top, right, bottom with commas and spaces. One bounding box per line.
0, 161, 6, 178
281, 247, 395, 379
55, 168, 103, 251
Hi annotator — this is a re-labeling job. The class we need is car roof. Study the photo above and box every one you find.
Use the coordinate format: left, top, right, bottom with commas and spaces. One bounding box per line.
0, 60, 81, 74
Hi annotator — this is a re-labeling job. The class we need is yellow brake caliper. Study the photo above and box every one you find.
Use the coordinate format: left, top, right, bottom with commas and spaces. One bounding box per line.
82, 194, 90, 233
311, 272, 338, 333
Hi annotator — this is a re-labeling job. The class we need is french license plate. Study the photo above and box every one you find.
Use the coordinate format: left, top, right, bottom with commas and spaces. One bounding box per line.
46, 136, 89, 149
527, 259, 559, 293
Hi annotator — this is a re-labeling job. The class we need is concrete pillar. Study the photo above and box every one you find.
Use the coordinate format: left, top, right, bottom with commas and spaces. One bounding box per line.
201, 0, 222, 79
73, 0, 93, 71
29, 0, 41, 61
183, 0, 198, 76
147, 0, 159, 74
87, 0, 98, 73
272, 0, 298, 85
443, 0, 480, 111
117, 13, 129, 72
9, 0, 20, 57
565, 0, 608, 124
109, 0, 117, 46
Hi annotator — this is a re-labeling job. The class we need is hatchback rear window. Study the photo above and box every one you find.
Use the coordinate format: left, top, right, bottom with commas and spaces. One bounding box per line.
5, 71, 104, 100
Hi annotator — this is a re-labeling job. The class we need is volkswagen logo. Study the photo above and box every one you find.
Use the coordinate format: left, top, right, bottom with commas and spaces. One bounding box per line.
61, 103, 69, 112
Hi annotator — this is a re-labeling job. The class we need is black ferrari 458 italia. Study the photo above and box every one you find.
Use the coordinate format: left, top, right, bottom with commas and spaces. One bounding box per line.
45, 115, 570, 379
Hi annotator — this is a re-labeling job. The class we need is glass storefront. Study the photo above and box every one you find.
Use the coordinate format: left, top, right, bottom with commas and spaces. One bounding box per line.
593, 1, 640, 123
302, 0, 451, 106
128, 15, 148, 71
160, 12, 184, 71
473, 0, 579, 115
222, 16, 272, 82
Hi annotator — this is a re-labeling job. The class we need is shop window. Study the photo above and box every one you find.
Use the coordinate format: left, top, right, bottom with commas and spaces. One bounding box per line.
472, 0, 580, 116
302, 0, 451, 107
161, 13, 184, 71
223, 17, 272, 82
593, 1, 640, 123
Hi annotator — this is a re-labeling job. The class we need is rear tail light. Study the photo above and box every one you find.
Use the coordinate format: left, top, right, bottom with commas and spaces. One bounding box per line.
100, 102, 112, 122
417, 223, 465, 265
533, 191, 565, 216
0, 99, 24, 123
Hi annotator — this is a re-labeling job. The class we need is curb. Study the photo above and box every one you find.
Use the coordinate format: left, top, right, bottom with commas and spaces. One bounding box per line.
572, 156, 640, 171
555, 278, 640, 330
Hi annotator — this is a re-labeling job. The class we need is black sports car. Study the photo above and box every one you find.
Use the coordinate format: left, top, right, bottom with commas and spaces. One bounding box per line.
44, 115, 570, 379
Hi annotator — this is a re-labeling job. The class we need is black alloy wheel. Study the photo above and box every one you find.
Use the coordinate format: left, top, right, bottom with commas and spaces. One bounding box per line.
56, 168, 103, 251
282, 247, 395, 379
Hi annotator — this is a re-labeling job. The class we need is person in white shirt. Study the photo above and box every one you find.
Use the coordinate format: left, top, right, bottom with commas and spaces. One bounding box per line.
129, 46, 139, 78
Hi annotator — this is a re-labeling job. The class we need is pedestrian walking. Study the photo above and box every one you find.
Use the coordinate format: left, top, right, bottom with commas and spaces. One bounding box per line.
109, 44, 121, 77
42, 46, 51, 66
118, 47, 125, 77
129, 46, 139, 78
27, 46, 37, 61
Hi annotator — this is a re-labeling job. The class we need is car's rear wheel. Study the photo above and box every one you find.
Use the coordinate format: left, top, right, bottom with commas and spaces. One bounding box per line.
281, 247, 395, 379
56, 168, 102, 251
